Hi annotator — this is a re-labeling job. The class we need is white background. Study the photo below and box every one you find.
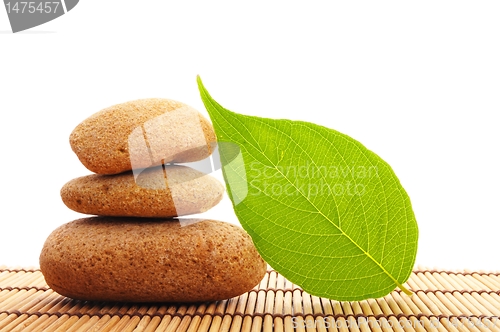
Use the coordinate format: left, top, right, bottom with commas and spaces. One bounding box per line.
1, 1, 499, 271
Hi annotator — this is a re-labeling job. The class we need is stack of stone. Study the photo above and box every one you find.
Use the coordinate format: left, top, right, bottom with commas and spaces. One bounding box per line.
39, 99, 266, 303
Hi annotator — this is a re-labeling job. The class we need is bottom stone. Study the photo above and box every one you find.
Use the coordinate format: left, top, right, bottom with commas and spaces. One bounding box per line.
39, 217, 267, 302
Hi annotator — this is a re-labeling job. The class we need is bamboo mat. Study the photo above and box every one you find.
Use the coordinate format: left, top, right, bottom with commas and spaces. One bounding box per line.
1, 266, 500, 332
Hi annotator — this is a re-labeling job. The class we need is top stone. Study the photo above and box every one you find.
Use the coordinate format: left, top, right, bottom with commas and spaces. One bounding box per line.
70, 99, 216, 175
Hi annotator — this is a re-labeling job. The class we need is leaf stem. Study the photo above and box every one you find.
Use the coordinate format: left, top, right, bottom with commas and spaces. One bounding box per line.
399, 284, 413, 296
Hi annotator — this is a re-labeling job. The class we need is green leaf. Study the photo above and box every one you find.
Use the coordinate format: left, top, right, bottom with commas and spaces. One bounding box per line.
197, 76, 418, 301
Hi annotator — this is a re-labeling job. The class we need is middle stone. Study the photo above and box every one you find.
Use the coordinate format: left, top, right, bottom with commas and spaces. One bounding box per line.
61, 165, 225, 218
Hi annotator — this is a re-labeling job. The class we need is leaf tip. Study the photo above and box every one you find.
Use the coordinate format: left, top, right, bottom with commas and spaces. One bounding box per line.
196, 75, 211, 102
196, 75, 203, 89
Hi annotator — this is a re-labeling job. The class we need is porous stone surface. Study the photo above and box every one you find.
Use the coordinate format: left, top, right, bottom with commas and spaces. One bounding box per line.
39, 217, 267, 302
70, 98, 216, 175
60, 165, 224, 218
